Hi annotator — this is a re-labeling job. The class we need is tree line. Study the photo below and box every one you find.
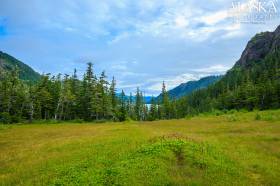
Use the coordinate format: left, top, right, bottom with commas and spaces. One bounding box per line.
1, 49, 279, 124
0, 62, 175, 123
173, 49, 280, 117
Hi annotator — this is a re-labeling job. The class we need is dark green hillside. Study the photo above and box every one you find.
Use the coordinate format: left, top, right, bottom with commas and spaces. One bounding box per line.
0, 51, 40, 82
157, 75, 222, 100
176, 25, 280, 116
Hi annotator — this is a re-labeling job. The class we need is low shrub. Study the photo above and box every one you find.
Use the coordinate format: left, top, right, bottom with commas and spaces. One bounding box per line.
10, 115, 21, 123
227, 109, 238, 114
226, 115, 238, 122
213, 110, 224, 116
255, 113, 261, 121
71, 119, 84, 123
0, 112, 11, 124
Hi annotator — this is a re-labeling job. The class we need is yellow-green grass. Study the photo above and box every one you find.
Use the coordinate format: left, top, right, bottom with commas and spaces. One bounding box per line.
1, 110, 280, 186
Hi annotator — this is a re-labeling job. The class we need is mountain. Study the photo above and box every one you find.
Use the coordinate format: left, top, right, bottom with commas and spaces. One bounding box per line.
165, 75, 222, 99
117, 93, 152, 104
0, 51, 40, 82
133, 96, 152, 104
235, 25, 280, 67
177, 25, 280, 115
154, 75, 222, 103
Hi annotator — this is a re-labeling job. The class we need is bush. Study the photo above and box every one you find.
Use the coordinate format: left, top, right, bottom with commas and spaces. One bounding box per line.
227, 109, 238, 114
34, 119, 62, 124
262, 114, 274, 121
239, 109, 248, 113
0, 112, 11, 124
226, 115, 238, 122
255, 113, 261, 121
213, 110, 224, 116
125, 117, 135, 122
71, 119, 84, 123
94, 119, 108, 123
10, 115, 21, 123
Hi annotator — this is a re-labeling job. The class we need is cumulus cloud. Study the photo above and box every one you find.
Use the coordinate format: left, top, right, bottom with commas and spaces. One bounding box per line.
191, 64, 231, 74
0, 0, 279, 95
147, 73, 199, 92
199, 10, 229, 25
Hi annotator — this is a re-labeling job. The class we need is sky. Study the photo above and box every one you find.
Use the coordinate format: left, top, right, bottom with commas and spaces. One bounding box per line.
0, 0, 279, 96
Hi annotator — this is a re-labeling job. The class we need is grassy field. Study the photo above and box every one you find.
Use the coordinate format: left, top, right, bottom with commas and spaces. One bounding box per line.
1, 110, 280, 186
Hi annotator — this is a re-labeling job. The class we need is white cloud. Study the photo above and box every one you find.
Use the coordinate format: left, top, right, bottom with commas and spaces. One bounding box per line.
221, 29, 245, 39
147, 73, 205, 91
199, 10, 229, 25
0, 0, 278, 96
111, 61, 128, 71
192, 64, 230, 74
175, 15, 189, 28
117, 82, 145, 89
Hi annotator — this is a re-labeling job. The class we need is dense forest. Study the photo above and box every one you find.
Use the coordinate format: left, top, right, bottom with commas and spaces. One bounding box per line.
174, 49, 280, 117
0, 26, 280, 124
173, 27, 280, 117
0, 62, 175, 123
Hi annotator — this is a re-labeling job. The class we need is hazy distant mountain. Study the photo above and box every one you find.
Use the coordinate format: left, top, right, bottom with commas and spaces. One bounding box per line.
0, 51, 40, 82
156, 75, 222, 101
118, 93, 152, 104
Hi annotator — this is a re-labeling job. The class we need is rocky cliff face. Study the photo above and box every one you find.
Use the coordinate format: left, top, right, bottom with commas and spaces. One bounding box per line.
235, 25, 280, 67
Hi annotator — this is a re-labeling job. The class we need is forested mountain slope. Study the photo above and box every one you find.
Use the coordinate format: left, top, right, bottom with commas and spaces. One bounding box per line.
176, 25, 280, 116
157, 75, 222, 100
1, 25, 279, 123
0, 51, 40, 82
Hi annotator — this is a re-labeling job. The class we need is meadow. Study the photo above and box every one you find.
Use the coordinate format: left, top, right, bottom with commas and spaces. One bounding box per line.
1, 110, 280, 186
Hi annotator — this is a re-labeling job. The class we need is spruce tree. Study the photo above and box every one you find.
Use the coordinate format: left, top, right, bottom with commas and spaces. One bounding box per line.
110, 76, 117, 121
161, 81, 170, 119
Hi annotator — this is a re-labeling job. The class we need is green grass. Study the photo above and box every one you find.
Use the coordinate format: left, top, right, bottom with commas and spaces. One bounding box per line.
1, 110, 280, 185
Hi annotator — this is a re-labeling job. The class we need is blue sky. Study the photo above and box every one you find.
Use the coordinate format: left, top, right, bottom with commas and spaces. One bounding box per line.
0, 0, 279, 95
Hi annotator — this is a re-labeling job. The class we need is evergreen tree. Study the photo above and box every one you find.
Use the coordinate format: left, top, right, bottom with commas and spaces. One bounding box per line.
135, 87, 142, 121
128, 93, 135, 120
118, 90, 127, 121
110, 76, 117, 121
161, 81, 170, 119
80, 62, 96, 121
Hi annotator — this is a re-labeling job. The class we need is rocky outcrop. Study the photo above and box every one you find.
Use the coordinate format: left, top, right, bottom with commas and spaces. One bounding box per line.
235, 25, 280, 67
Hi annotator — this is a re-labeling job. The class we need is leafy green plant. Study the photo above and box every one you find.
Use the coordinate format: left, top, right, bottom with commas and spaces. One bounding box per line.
255, 113, 261, 120
0, 112, 11, 124
226, 114, 238, 122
